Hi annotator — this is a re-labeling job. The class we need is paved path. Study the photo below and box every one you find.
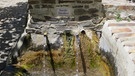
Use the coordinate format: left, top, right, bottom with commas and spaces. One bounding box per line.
0, 0, 28, 70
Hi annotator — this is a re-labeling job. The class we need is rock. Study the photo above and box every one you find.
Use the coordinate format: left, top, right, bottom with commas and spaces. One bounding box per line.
12, 28, 16, 31
9, 43, 14, 46
9, 30, 14, 33
31, 34, 46, 50
120, 12, 128, 20
5, 20, 10, 23
92, 17, 104, 24
5, 41, 9, 44
85, 30, 93, 39
129, 15, 135, 20
0, 22, 3, 25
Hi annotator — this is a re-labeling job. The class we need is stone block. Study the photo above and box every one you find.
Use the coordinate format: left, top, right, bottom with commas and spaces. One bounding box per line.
74, 9, 86, 15
34, 5, 40, 8
41, 0, 55, 3
78, 15, 91, 21
72, 5, 83, 8
84, 5, 89, 9
88, 8, 99, 14
31, 34, 45, 49
28, 1, 39, 4
81, 1, 93, 4
94, 0, 102, 2
41, 5, 54, 8
59, 0, 75, 3
91, 14, 99, 18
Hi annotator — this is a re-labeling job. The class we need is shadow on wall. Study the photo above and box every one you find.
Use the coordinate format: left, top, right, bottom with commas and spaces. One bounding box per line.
100, 49, 117, 76
0, 2, 28, 52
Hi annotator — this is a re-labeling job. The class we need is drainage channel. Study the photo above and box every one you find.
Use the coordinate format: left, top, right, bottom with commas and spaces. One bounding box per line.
14, 30, 113, 76
75, 34, 86, 76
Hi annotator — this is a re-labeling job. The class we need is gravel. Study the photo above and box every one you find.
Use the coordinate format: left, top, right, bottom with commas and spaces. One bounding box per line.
0, 0, 28, 71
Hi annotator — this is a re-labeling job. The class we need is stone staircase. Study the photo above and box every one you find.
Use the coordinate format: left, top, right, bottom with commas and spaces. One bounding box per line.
100, 20, 135, 76
100, 1, 135, 76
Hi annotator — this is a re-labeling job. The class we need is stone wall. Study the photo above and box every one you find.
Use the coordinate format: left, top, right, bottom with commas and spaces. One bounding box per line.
28, 0, 104, 21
